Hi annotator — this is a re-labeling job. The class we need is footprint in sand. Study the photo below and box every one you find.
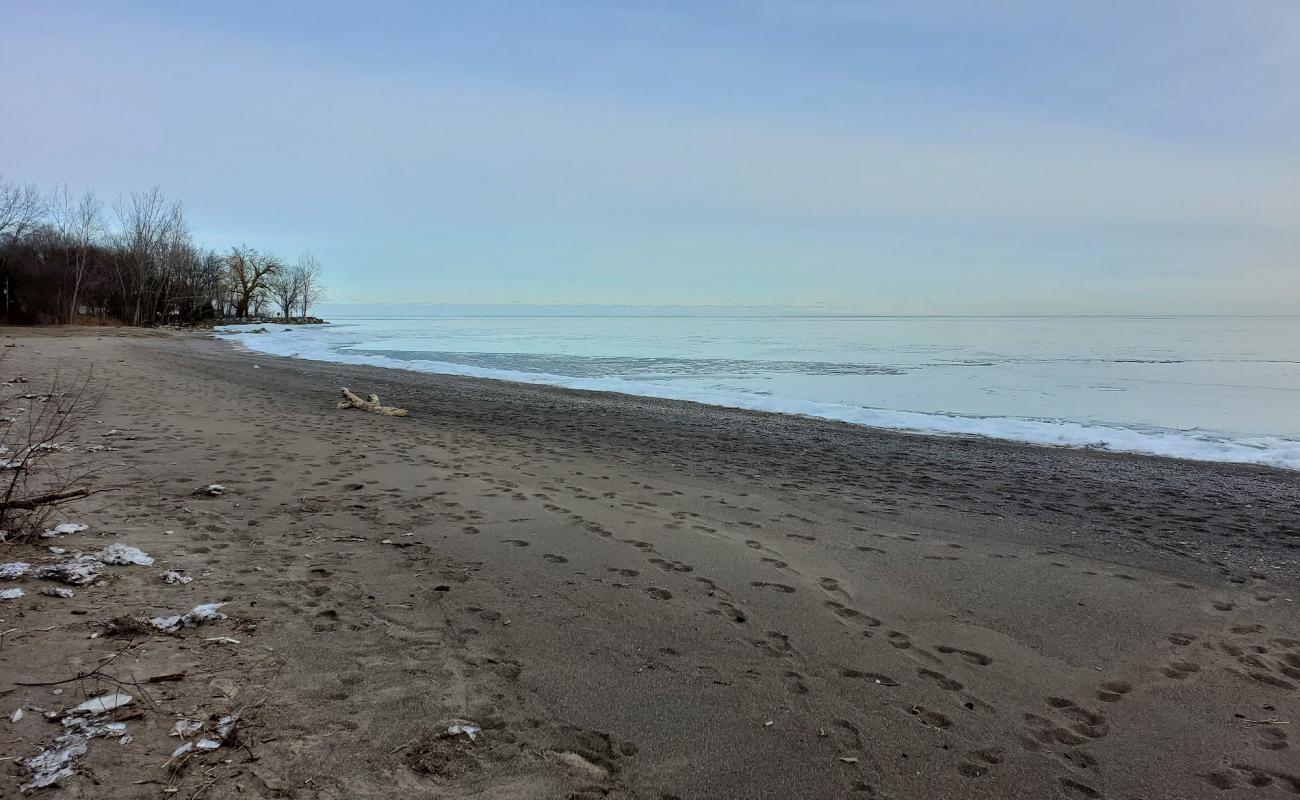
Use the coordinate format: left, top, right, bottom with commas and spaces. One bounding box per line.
917, 667, 964, 691
502, 539, 531, 547
825, 600, 881, 627
1160, 659, 1201, 680
1058, 777, 1103, 798
957, 746, 1006, 778
750, 581, 796, 594
1040, 697, 1110, 740
649, 557, 694, 573
753, 631, 797, 658
1203, 764, 1300, 794
905, 705, 953, 730
840, 668, 900, 686
1096, 680, 1132, 703
887, 631, 913, 650
1255, 726, 1289, 751
644, 587, 673, 601
819, 577, 850, 601
936, 645, 994, 666
715, 601, 747, 625
543, 553, 569, 564
782, 670, 810, 694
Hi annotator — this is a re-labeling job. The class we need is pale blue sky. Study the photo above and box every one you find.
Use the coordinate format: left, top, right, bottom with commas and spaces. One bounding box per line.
2, 1, 1298, 313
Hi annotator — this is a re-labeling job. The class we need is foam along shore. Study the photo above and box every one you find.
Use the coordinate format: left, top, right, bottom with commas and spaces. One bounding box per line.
217, 324, 1300, 470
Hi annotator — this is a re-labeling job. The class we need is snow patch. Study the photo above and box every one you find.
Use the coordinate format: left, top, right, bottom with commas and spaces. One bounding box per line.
150, 602, 228, 633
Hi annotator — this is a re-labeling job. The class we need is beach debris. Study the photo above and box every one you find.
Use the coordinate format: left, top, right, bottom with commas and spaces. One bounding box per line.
48, 546, 66, 554
40, 522, 88, 538
215, 714, 237, 739
21, 694, 138, 790
0, 560, 31, 579
204, 636, 240, 645
36, 545, 155, 587
170, 719, 204, 738
447, 722, 481, 741
34, 555, 103, 586
60, 717, 128, 742
11, 708, 23, 722
171, 738, 222, 758
20, 737, 87, 793
41, 586, 74, 598
337, 387, 410, 417
194, 483, 225, 497
67, 692, 134, 717
161, 570, 193, 584
149, 602, 227, 633
1, 587, 24, 600
170, 714, 238, 759
96, 544, 154, 566
147, 671, 186, 683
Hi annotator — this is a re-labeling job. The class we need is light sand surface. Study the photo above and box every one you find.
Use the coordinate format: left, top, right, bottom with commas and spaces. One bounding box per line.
1, 328, 1297, 799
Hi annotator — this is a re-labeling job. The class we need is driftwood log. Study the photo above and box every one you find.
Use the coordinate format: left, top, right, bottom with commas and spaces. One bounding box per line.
337, 387, 410, 417
0, 487, 91, 510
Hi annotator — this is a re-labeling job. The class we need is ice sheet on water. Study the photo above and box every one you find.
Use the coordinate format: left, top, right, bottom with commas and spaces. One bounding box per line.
219, 322, 1300, 470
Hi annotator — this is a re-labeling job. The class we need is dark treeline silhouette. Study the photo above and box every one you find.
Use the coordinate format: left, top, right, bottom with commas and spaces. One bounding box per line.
0, 175, 323, 325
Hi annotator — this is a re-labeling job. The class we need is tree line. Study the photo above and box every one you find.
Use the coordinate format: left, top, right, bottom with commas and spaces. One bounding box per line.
0, 174, 324, 325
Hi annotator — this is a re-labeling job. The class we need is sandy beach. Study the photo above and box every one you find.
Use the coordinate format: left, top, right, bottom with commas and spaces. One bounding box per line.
2, 327, 1298, 799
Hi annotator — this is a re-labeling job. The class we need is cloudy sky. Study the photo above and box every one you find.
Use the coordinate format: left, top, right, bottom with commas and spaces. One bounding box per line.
3, 1, 1298, 313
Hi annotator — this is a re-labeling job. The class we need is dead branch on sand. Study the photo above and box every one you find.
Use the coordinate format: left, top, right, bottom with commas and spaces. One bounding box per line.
1, 362, 109, 541
1, 487, 92, 510
336, 387, 409, 417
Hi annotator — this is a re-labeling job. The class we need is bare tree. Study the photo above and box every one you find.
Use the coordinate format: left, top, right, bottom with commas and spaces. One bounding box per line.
112, 188, 187, 326
267, 267, 299, 322
171, 248, 226, 322
49, 186, 104, 323
225, 245, 281, 318
0, 176, 44, 243
0, 176, 46, 321
0, 177, 308, 326
293, 253, 324, 318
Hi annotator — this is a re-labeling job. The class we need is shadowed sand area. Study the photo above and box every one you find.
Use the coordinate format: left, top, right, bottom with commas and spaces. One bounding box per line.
2, 328, 1298, 799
